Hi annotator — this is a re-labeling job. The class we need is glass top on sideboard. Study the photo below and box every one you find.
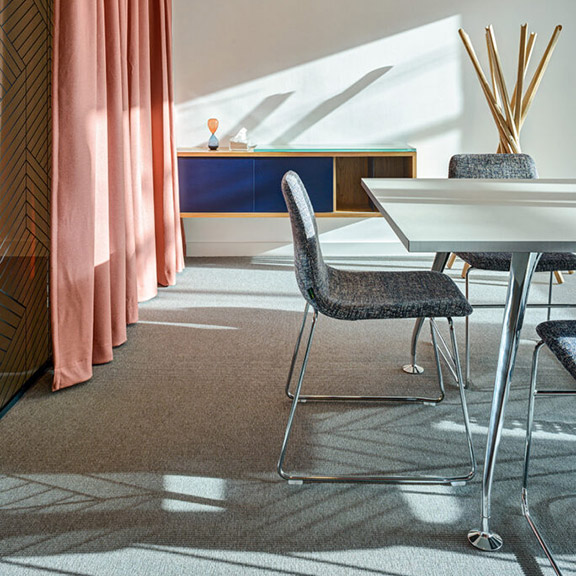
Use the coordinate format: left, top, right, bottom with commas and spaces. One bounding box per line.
254, 144, 415, 153
178, 143, 415, 154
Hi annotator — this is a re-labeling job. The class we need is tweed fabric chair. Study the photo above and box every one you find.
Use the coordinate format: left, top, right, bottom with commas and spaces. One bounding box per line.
449, 154, 576, 272
277, 170, 476, 485
536, 321, 576, 378
522, 320, 576, 575
448, 154, 576, 384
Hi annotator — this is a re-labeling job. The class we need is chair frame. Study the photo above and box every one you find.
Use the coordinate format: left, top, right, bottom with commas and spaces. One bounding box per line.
277, 302, 477, 485
464, 268, 576, 385
522, 340, 576, 576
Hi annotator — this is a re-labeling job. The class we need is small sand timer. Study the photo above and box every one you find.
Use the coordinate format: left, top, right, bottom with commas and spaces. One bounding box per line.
207, 118, 219, 150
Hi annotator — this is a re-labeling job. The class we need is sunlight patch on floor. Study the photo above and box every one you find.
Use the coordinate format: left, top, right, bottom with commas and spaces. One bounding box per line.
162, 475, 227, 513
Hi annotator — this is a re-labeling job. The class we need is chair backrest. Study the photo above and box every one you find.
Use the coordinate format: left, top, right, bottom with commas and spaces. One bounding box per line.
449, 153, 538, 179
281, 171, 330, 307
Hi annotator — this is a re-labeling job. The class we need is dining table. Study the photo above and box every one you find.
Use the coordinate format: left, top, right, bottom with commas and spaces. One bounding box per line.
361, 177, 576, 552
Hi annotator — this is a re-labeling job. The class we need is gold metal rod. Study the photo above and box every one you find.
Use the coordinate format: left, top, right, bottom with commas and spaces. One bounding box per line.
486, 25, 521, 149
521, 25, 562, 126
514, 24, 528, 130
459, 29, 519, 152
511, 31, 537, 115
525, 32, 538, 71
486, 32, 500, 107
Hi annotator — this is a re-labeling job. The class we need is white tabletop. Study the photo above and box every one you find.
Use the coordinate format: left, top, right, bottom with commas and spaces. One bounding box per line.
361, 178, 576, 253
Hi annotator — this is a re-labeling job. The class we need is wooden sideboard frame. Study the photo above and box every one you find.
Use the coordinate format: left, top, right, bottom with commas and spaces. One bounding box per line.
178, 147, 417, 217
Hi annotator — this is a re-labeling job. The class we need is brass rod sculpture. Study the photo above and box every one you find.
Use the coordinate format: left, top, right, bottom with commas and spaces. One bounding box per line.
459, 29, 519, 153
451, 25, 565, 279
459, 24, 561, 152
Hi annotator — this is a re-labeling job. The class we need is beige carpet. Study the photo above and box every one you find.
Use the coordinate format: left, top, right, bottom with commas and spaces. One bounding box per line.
0, 256, 574, 575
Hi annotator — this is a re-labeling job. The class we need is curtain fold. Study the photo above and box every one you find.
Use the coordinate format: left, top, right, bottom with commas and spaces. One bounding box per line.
51, 0, 184, 391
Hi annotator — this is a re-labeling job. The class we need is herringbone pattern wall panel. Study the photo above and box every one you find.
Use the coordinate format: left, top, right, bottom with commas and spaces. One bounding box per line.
0, 0, 52, 411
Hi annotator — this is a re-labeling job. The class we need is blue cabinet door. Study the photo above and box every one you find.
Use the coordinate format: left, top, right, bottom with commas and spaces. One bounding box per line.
254, 157, 333, 212
178, 157, 254, 212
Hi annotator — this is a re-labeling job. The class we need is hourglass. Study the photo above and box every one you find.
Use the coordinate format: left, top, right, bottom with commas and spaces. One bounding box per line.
207, 118, 219, 150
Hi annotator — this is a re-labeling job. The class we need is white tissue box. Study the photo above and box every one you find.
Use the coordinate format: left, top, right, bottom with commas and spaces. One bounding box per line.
229, 141, 248, 150
229, 141, 254, 151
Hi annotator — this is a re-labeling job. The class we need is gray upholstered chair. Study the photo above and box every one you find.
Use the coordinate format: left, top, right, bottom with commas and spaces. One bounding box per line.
278, 170, 476, 484
448, 154, 576, 384
522, 320, 576, 576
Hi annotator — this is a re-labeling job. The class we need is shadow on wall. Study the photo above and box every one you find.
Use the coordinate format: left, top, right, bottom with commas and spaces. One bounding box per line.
219, 67, 391, 146
273, 66, 391, 144
220, 92, 294, 144
188, 65, 394, 150
172, 0, 462, 103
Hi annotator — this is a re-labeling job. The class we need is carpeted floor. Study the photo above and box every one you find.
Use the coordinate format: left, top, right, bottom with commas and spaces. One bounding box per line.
0, 255, 575, 575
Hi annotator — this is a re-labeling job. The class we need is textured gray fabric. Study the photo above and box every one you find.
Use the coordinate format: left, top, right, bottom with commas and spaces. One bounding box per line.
457, 251, 576, 273
281, 171, 472, 320
449, 154, 576, 271
281, 171, 330, 308
448, 153, 538, 179
536, 320, 576, 381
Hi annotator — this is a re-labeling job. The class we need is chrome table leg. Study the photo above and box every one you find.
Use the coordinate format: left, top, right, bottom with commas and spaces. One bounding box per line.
468, 252, 541, 551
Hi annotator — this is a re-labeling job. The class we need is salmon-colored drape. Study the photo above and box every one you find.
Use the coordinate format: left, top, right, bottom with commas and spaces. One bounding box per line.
51, 0, 184, 391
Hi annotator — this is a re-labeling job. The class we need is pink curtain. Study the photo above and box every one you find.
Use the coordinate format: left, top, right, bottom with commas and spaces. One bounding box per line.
51, 0, 184, 391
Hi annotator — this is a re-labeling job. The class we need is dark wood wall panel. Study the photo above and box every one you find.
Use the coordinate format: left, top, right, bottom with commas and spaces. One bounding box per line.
0, 0, 52, 411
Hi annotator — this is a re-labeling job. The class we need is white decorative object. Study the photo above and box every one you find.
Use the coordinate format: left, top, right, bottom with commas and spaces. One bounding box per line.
229, 127, 253, 150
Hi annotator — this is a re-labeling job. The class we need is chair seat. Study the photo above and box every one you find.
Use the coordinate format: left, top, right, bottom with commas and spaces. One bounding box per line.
315, 268, 473, 321
536, 320, 576, 381
456, 252, 576, 273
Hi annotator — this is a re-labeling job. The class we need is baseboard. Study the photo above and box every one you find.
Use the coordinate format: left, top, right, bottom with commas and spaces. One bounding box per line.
185, 241, 409, 257
182, 216, 409, 257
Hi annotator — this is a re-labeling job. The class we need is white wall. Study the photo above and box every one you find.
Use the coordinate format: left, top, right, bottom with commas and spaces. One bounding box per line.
173, 1, 576, 256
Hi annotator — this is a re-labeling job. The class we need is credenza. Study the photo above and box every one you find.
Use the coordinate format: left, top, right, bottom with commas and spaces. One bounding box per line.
178, 145, 416, 217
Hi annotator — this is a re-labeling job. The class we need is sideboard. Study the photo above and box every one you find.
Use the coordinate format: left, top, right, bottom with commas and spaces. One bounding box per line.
178, 145, 416, 217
